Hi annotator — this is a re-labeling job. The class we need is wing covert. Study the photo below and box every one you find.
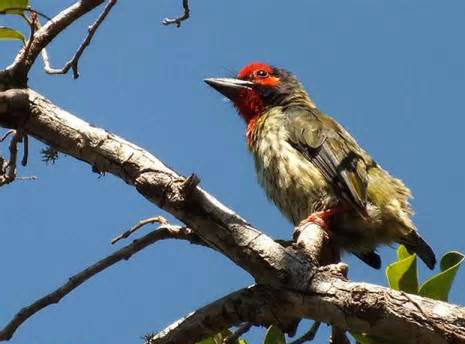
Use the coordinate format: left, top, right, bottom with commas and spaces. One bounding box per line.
285, 106, 370, 217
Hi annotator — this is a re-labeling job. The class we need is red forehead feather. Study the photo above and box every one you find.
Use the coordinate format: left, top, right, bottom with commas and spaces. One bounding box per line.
237, 63, 273, 78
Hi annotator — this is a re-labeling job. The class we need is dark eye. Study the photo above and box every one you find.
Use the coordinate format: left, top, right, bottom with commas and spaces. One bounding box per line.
255, 70, 269, 78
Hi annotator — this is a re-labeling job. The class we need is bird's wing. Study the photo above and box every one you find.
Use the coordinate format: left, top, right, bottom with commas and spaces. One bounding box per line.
285, 106, 371, 217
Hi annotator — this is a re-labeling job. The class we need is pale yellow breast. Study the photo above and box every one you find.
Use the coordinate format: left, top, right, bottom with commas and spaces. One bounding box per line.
248, 109, 336, 224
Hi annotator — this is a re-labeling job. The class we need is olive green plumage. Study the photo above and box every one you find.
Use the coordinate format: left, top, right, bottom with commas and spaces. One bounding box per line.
205, 64, 436, 269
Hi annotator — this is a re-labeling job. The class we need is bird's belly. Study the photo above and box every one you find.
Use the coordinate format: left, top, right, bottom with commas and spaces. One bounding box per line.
252, 140, 337, 225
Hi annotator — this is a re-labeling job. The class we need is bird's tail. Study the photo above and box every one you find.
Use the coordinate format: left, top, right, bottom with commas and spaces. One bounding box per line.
399, 231, 436, 270
354, 251, 381, 270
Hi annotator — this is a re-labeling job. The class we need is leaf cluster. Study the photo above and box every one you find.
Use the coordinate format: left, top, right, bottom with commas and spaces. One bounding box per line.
0, 0, 29, 43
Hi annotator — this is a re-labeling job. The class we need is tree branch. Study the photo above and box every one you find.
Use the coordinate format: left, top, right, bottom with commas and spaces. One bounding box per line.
288, 322, 320, 344
223, 323, 252, 344
161, 0, 190, 28
41, 0, 117, 79
12, 89, 311, 289
146, 277, 465, 344
2, 0, 106, 85
0, 224, 207, 341
0, 88, 464, 343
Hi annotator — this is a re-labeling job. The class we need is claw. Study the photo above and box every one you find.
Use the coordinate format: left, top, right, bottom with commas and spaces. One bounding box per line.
299, 207, 348, 229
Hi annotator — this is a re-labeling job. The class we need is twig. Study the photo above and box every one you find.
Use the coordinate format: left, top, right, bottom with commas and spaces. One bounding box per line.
289, 322, 321, 344
21, 11, 38, 65
161, 0, 190, 27
16, 176, 38, 181
42, 0, 117, 79
111, 216, 168, 244
224, 323, 252, 344
0, 130, 15, 142
0, 224, 206, 341
0, 131, 20, 186
329, 327, 350, 344
21, 132, 28, 166
6, 0, 107, 84
0, 8, 52, 21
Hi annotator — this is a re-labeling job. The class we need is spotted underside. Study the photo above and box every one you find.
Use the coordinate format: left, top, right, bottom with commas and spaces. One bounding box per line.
248, 105, 417, 256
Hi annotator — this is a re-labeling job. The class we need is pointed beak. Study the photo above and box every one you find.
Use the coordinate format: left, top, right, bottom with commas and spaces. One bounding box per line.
204, 78, 254, 100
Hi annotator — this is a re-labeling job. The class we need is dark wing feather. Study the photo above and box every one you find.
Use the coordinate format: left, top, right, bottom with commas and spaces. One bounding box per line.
285, 106, 370, 217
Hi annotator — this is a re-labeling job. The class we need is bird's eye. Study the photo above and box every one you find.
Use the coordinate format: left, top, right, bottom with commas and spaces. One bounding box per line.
255, 70, 269, 78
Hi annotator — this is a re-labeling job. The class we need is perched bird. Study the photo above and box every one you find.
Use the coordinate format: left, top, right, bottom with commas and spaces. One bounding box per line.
204, 63, 436, 270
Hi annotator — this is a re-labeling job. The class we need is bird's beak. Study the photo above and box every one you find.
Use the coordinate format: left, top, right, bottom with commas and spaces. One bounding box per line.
204, 78, 254, 100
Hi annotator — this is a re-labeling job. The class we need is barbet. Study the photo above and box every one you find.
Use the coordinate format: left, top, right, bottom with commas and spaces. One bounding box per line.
204, 63, 436, 269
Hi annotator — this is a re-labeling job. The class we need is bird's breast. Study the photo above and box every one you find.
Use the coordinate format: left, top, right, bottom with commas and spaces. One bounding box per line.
248, 112, 336, 224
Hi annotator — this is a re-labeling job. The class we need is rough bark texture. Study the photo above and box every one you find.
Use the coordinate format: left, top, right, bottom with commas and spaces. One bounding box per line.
0, 88, 464, 344
150, 279, 465, 344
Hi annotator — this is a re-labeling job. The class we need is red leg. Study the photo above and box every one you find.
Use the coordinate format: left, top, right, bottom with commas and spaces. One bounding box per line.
299, 207, 348, 229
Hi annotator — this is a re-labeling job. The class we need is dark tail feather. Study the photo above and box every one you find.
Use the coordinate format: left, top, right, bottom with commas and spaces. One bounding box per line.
355, 251, 381, 269
400, 232, 436, 270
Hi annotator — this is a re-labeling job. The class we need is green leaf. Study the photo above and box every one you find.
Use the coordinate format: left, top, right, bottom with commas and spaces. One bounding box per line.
385, 245, 418, 294
351, 332, 391, 344
0, 0, 28, 15
216, 330, 233, 344
419, 251, 464, 301
196, 337, 215, 344
196, 329, 248, 344
262, 325, 285, 344
397, 244, 411, 260
0, 26, 25, 42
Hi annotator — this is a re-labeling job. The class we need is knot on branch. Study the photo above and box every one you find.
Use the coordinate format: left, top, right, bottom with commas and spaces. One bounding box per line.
135, 171, 200, 211
0, 89, 30, 129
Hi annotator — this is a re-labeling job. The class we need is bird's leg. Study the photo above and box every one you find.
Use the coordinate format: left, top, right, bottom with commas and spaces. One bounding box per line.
299, 207, 348, 230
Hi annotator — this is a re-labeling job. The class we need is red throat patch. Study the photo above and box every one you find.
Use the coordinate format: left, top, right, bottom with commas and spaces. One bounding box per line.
233, 88, 263, 145
234, 63, 280, 145
246, 116, 259, 145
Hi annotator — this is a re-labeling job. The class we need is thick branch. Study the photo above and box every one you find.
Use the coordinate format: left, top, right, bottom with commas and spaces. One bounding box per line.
0, 89, 464, 343
9, 89, 311, 289
148, 280, 465, 344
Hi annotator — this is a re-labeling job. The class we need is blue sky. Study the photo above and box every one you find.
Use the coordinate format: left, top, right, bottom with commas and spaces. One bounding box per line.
1, 1, 465, 343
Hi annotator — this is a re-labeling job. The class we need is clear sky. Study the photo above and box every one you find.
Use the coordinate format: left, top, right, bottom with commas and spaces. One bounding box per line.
1, 1, 464, 343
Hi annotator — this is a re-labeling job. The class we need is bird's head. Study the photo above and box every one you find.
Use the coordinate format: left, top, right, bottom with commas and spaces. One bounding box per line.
205, 63, 307, 124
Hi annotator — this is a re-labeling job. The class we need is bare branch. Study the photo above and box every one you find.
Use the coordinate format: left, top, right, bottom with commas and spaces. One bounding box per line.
15, 175, 37, 181
147, 277, 465, 344
4, 0, 106, 85
1, 88, 465, 343
223, 323, 252, 344
21, 89, 310, 289
0, 129, 15, 142
0, 130, 20, 186
146, 285, 300, 344
21, 132, 28, 166
42, 0, 117, 79
111, 215, 168, 244
0, 224, 206, 341
161, 0, 190, 28
329, 327, 350, 344
288, 322, 320, 344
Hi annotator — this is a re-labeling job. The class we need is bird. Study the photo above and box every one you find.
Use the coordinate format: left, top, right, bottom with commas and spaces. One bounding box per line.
204, 62, 436, 270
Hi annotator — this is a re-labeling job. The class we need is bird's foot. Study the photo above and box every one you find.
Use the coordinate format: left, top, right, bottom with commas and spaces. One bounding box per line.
299, 207, 348, 230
